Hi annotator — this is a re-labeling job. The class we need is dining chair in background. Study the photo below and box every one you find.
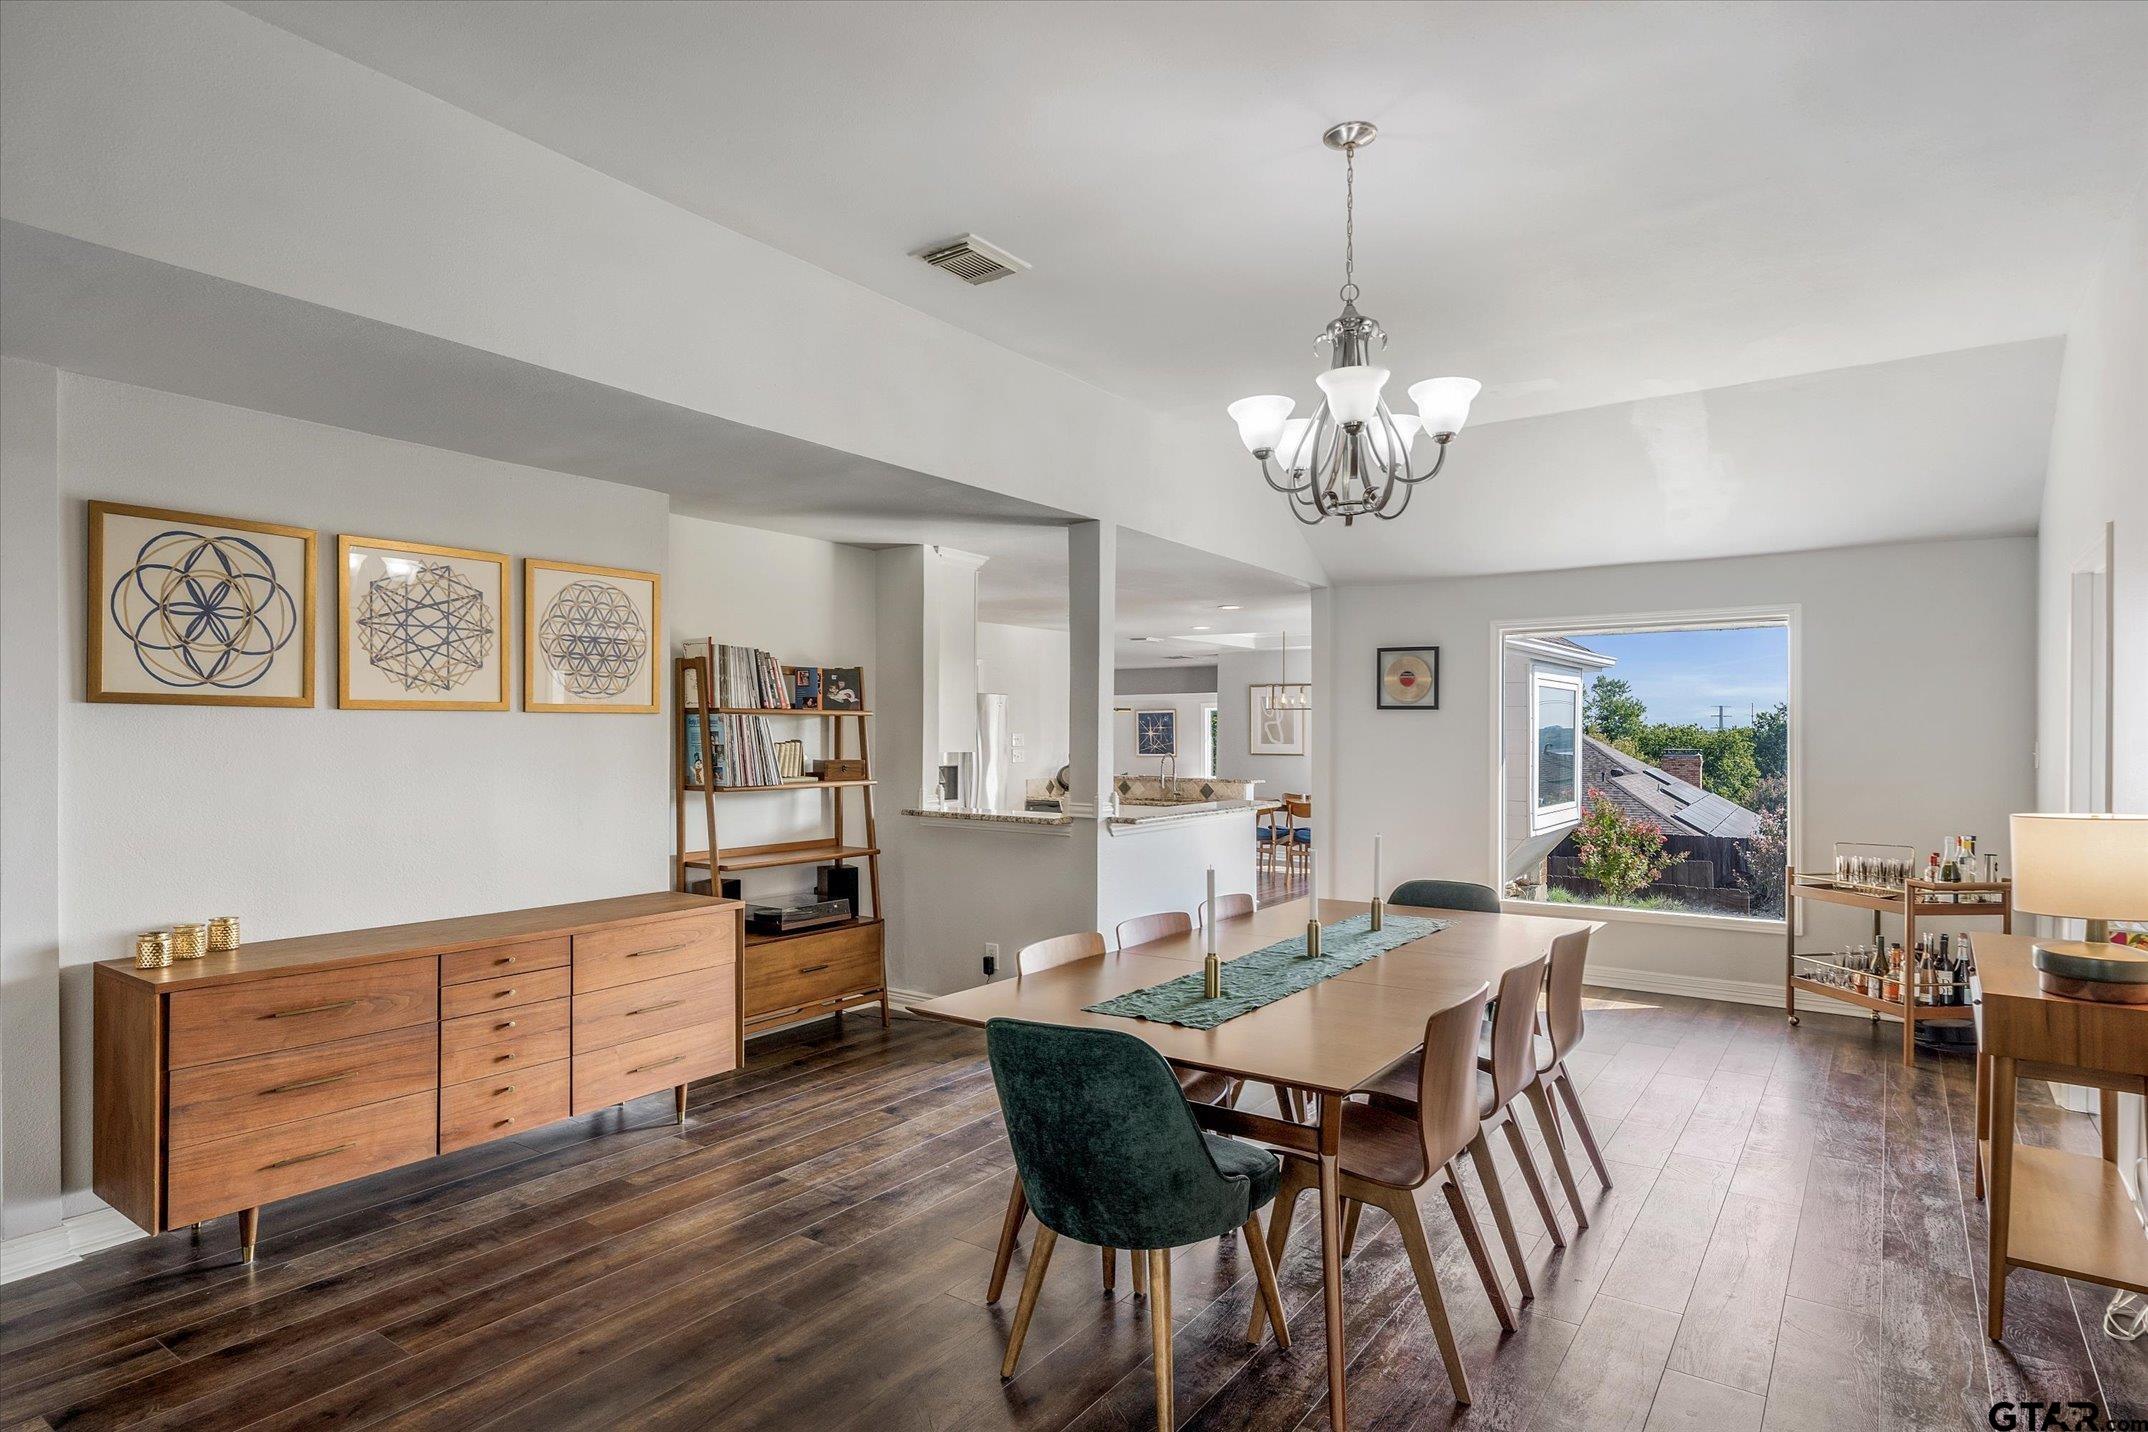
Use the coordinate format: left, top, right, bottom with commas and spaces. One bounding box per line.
1286, 796, 1313, 879
1199, 892, 1256, 923
1246, 982, 1504, 1403
1116, 910, 1194, 949
988, 1019, 1291, 1429
1387, 878, 1502, 914
1531, 928, 1612, 1195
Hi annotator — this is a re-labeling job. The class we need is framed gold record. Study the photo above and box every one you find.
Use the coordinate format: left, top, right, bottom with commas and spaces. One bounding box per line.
1376, 645, 1440, 710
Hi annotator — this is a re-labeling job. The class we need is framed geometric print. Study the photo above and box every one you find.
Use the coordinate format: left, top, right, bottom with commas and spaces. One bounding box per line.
523, 558, 661, 713
338, 535, 509, 710
88, 501, 316, 707
1135, 708, 1178, 757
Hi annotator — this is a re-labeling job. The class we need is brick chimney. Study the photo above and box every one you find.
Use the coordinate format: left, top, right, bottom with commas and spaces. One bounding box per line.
1660, 748, 1704, 789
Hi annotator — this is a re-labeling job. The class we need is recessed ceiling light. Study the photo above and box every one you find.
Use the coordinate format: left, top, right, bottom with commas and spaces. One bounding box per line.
1218, 605, 1243, 611
1193, 625, 1212, 632
1130, 636, 1157, 642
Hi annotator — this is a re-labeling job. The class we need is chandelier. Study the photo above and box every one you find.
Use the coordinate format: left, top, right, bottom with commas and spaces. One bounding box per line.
1227, 122, 1480, 526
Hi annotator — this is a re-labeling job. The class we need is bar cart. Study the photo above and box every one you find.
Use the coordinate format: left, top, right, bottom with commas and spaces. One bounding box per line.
1784, 864, 2011, 1065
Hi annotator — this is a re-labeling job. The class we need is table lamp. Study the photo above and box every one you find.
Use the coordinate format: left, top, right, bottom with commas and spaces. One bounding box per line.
2009, 812, 2148, 1002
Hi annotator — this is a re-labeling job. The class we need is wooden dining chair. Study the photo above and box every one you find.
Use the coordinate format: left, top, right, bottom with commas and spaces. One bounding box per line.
1362, 952, 1558, 1300
1246, 983, 1504, 1404
1116, 910, 1194, 949
989, 1019, 1291, 1430
1199, 892, 1256, 923
1285, 797, 1313, 879
1387, 878, 1502, 915
1531, 928, 1612, 1196
984, 928, 1226, 1306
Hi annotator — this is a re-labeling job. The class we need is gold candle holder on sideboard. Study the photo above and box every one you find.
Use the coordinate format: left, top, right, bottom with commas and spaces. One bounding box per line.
1369, 897, 1385, 932
171, 922, 209, 960
134, 930, 173, 969
208, 915, 241, 953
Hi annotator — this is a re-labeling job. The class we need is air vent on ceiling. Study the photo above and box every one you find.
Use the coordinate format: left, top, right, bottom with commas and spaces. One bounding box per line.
914, 234, 1031, 286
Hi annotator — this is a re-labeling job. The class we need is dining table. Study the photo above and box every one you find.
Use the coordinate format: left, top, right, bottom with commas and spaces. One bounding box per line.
907, 895, 1602, 1430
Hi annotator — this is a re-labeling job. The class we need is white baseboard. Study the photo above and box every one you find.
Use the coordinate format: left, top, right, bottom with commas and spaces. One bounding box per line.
0, 1204, 146, 1284
1587, 963, 1909, 1025
887, 986, 936, 1013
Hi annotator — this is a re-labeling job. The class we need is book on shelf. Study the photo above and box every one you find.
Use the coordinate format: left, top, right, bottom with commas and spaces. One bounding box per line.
682, 639, 795, 710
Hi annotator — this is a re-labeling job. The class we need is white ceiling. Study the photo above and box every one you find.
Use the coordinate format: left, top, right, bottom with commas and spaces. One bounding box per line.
236, 0, 2148, 430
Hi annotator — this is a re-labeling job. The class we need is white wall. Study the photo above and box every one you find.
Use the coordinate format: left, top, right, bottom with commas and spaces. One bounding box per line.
1097, 815, 1260, 938
978, 622, 1069, 810
29, 371, 671, 1219
1215, 648, 1311, 798
1324, 536, 2038, 992
666, 514, 877, 900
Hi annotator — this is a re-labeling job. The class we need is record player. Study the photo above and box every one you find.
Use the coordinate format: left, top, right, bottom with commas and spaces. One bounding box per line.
745, 892, 854, 935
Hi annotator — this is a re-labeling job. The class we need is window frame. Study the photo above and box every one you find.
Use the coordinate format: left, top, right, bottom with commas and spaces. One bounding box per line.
1487, 604, 1800, 933
1528, 668, 1584, 834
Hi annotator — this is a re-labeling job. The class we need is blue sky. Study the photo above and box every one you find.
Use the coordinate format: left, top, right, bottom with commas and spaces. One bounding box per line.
1562, 626, 1788, 729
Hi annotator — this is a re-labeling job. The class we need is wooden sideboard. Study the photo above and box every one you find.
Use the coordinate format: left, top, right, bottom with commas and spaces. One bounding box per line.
96, 891, 742, 1262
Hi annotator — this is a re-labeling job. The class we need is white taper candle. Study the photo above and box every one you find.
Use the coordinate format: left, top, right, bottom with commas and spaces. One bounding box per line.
1307, 828, 1319, 915
1205, 866, 1217, 954
1373, 833, 1382, 905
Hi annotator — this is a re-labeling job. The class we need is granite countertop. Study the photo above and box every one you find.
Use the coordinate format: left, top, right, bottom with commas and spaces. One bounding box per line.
903, 808, 1073, 828
1105, 798, 1258, 828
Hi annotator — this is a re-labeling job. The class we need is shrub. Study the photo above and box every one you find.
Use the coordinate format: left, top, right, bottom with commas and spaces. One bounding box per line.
1573, 788, 1671, 902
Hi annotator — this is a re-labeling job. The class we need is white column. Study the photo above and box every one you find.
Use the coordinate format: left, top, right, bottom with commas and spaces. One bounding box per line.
1066, 521, 1116, 823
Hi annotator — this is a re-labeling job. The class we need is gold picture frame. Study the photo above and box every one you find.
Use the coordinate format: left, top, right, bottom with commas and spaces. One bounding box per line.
523, 558, 661, 714
87, 500, 317, 707
338, 534, 510, 710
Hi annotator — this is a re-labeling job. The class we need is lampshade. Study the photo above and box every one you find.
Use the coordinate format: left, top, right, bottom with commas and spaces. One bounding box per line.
1363, 411, 1421, 465
1272, 418, 1313, 471
1226, 395, 1294, 455
1316, 365, 1389, 425
1409, 376, 1482, 436
2008, 813, 2148, 920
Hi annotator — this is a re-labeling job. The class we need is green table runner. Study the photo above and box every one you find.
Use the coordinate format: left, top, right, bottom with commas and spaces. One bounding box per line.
1083, 913, 1447, 1031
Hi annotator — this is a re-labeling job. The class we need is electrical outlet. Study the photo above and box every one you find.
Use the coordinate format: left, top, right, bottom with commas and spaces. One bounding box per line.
982, 943, 1000, 977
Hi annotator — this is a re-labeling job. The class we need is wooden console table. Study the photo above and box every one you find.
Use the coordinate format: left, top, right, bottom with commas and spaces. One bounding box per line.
1784, 868, 2010, 1065
96, 891, 741, 1263
1973, 932, 2148, 1339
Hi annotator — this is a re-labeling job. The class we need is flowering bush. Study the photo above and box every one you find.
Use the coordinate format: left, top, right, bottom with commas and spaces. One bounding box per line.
1574, 788, 1671, 902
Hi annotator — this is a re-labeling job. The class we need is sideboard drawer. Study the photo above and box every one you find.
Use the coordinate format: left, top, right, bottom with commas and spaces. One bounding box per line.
743, 923, 882, 1022
573, 966, 735, 1053
438, 964, 571, 1022
573, 914, 734, 994
440, 1059, 570, 1154
168, 958, 438, 1069
167, 1089, 438, 1226
168, 1023, 437, 1150
440, 936, 570, 988
571, 1022, 736, 1115
440, 997, 571, 1086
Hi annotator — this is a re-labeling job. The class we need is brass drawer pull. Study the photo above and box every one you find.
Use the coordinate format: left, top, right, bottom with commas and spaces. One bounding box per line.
628, 999, 684, 1017
493, 955, 517, 966
494, 1117, 516, 1128
494, 988, 518, 998
799, 963, 832, 975
628, 1055, 683, 1076
498, 1084, 517, 1095
265, 999, 358, 1020
261, 1071, 350, 1096
495, 1020, 517, 1030
494, 1052, 516, 1063
264, 1143, 352, 1170
627, 942, 688, 959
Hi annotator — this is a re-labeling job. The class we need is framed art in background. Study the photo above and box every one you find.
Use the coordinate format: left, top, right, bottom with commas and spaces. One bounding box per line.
1248, 684, 1309, 756
338, 535, 508, 710
1376, 645, 1440, 710
88, 500, 316, 706
523, 559, 661, 713
1135, 708, 1178, 757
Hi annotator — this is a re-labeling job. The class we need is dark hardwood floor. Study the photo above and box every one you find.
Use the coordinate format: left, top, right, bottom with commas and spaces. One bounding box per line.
4, 992, 2139, 1430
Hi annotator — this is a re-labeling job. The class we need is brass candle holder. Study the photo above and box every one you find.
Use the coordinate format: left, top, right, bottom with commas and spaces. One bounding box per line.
171, 922, 209, 960
208, 915, 241, 953
1304, 919, 1323, 960
134, 930, 173, 969
1204, 952, 1221, 1000
1369, 897, 1384, 932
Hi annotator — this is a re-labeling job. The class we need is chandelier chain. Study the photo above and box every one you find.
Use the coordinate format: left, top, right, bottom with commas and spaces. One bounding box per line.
1340, 142, 1359, 304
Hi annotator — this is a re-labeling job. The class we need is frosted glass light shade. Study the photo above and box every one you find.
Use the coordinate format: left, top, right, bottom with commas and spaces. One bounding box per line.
2009, 813, 2148, 920
1409, 376, 1482, 436
1226, 395, 1295, 454
1316, 365, 1389, 425
1272, 418, 1313, 471
1364, 412, 1422, 465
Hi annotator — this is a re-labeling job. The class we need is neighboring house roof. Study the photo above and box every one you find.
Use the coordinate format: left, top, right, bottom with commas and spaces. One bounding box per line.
1580, 735, 1760, 840
1504, 634, 1617, 670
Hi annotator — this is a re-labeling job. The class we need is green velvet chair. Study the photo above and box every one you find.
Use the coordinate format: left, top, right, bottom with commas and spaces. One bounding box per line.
986, 1018, 1292, 1427
1388, 878, 1502, 914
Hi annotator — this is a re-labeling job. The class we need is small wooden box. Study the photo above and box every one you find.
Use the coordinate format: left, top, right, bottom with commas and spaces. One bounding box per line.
812, 758, 868, 781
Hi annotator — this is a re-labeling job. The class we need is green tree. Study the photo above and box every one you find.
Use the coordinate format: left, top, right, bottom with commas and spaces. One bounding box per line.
1633, 724, 1761, 807
1584, 676, 1648, 746
1752, 702, 1788, 783
1574, 789, 1672, 902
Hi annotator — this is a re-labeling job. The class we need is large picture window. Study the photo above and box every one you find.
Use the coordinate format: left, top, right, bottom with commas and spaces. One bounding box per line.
1497, 614, 1793, 924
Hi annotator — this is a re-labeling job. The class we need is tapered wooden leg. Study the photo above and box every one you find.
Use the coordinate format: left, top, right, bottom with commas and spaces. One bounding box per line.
1386, 1189, 1472, 1404
1554, 1068, 1613, 1189
1442, 1166, 1515, 1331
1103, 1244, 1116, 1293
1133, 1245, 1148, 1297
1247, 1158, 1310, 1344
1987, 1056, 2016, 1340
1973, 1052, 1989, 1201
1468, 1132, 1533, 1301
1149, 1250, 1174, 1430
237, 1207, 260, 1265
2101, 1088, 2120, 1163
1501, 1113, 1565, 1248
1525, 1081, 1588, 1231
1242, 1215, 1290, 1350
1001, 1225, 1058, 1378
1316, 1092, 1348, 1432
1340, 1197, 1364, 1258
987, 1176, 1028, 1304
675, 1084, 689, 1124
